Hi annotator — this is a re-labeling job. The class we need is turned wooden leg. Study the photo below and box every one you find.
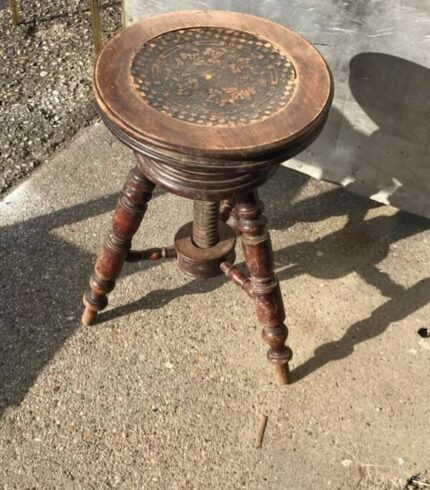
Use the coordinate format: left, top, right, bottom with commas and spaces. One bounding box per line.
82, 166, 155, 326
236, 192, 292, 384
220, 198, 240, 235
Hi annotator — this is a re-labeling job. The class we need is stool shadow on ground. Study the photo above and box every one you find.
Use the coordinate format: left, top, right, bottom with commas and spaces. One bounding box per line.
263, 171, 430, 382
291, 277, 430, 383
0, 192, 145, 417
101, 168, 430, 384
1, 168, 429, 418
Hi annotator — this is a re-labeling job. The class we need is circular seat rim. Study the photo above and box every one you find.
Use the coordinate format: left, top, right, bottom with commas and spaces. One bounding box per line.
94, 10, 333, 160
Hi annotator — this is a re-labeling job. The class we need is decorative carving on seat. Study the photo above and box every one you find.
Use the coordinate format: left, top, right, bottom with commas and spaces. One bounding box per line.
130, 27, 296, 127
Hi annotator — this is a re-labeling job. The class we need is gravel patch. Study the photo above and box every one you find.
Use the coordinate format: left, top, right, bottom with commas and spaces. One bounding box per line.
0, 0, 121, 192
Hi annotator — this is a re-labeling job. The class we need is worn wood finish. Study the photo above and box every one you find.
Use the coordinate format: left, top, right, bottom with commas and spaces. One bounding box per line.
94, 10, 332, 160
82, 166, 154, 326
220, 261, 253, 298
174, 221, 236, 279
130, 27, 296, 127
236, 192, 293, 384
220, 199, 235, 223
93, 11, 333, 200
126, 246, 177, 262
220, 198, 240, 236
133, 150, 281, 201
82, 11, 333, 383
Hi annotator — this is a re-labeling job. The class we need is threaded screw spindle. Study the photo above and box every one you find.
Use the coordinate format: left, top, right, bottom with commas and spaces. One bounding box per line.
192, 200, 220, 248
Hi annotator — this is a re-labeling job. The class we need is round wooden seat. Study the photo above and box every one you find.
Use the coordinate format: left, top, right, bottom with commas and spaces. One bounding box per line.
94, 10, 333, 199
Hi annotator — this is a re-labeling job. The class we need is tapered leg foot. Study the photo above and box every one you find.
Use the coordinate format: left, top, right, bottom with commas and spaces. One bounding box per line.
82, 165, 155, 325
236, 191, 293, 384
275, 363, 291, 385
82, 304, 98, 327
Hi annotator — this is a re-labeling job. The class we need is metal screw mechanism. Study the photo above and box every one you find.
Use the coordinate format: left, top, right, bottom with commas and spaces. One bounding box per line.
192, 200, 220, 249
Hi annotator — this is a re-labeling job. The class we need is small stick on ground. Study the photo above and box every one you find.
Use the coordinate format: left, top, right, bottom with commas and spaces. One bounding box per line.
254, 414, 268, 449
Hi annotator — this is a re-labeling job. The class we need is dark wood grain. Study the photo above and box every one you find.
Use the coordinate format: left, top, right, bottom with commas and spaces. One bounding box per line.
220, 261, 254, 298
174, 221, 236, 279
236, 192, 293, 384
82, 166, 154, 326
126, 246, 177, 262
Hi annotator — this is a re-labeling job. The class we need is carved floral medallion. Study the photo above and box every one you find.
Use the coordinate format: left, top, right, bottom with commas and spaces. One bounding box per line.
130, 27, 296, 127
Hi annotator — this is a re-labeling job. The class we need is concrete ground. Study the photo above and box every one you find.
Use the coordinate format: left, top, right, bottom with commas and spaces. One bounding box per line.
1, 123, 430, 489
0, 0, 120, 192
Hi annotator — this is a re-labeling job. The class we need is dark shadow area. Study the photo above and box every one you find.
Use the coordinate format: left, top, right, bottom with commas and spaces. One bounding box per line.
278, 201, 430, 381
350, 53, 430, 213
274, 201, 428, 298
304, 53, 430, 217
0, 191, 162, 417
99, 275, 226, 323
265, 168, 430, 382
292, 277, 430, 382
349, 53, 429, 149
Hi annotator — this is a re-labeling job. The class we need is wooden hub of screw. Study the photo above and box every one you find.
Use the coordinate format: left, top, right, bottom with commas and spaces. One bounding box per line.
174, 201, 236, 279
175, 221, 236, 279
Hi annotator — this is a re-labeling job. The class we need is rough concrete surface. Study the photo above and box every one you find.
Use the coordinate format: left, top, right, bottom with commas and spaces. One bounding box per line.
1, 123, 430, 489
0, 0, 120, 192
